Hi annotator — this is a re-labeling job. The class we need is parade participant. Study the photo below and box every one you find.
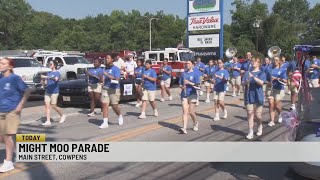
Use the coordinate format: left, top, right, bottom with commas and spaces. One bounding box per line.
267, 57, 288, 126
305, 55, 320, 88
242, 57, 266, 139
99, 54, 123, 128
41, 60, 66, 126
86, 58, 103, 117
195, 57, 206, 97
134, 58, 145, 107
0, 58, 31, 172
280, 55, 291, 94
261, 57, 273, 97
179, 60, 200, 134
230, 56, 242, 97
113, 53, 126, 76
212, 59, 230, 121
160, 58, 173, 102
124, 54, 137, 79
204, 59, 216, 103
139, 60, 158, 119
289, 67, 301, 111
241, 52, 253, 108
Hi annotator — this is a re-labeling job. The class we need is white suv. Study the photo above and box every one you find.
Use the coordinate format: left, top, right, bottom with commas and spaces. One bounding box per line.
44, 55, 94, 81
2, 57, 52, 94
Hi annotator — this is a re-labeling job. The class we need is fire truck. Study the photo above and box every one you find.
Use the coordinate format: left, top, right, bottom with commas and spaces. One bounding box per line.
144, 48, 195, 82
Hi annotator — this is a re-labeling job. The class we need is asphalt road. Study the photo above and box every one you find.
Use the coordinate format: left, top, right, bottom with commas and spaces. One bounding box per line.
0, 87, 312, 180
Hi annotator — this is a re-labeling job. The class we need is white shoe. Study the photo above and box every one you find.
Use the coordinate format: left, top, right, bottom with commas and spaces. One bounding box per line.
0, 160, 14, 173
237, 92, 241, 96
213, 116, 220, 121
222, 110, 227, 119
232, 94, 236, 97
257, 126, 263, 136
290, 105, 296, 111
154, 110, 159, 117
42, 121, 51, 126
278, 116, 283, 123
199, 91, 204, 96
160, 98, 165, 102
135, 103, 141, 108
268, 121, 275, 127
139, 113, 146, 119
246, 131, 254, 140
99, 122, 109, 129
287, 91, 291, 95
193, 122, 199, 131
180, 128, 187, 134
196, 100, 199, 106
205, 99, 210, 103
118, 116, 123, 126
169, 96, 173, 101
59, 115, 66, 124
87, 112, 95, 117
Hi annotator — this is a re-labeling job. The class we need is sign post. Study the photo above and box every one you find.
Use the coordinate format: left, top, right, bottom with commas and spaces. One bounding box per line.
187, 0, 223, 61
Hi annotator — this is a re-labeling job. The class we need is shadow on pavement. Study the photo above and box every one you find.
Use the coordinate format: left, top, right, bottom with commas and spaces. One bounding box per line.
211, 125, 245, 137
158, 121, 181, 132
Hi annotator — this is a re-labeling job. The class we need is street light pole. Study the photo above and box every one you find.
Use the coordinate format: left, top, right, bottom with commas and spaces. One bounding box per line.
253, 19, 261, 52
144, 16, 158, 51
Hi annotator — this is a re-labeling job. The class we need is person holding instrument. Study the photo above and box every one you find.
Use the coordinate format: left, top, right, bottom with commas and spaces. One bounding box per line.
212, 59, 230, 121
160, 58, 173, 102
134, 58, 145, 108
267, 57, 288, 127
86, 58, 103, 117
139, 60, 158, 119
41, 60, 66, 126
305, 55, 320, 88
230, 56, 242, 97
242, 57, 266, 139
179, 60, 200, 134
99, 54, 123, 128
204, 59, 216, 103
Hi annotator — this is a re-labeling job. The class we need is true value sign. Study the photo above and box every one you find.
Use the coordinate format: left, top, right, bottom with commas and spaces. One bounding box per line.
188, 14, 220, 31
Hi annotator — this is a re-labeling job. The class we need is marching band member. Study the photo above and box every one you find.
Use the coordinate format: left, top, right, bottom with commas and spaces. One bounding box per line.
305, 55, 320, 88
0, 58, 31, 172
195, 57, 206, 105
134, 58, 145, 107
242, 57, 266, 139
212, 60, 230, 121
267, 57, 288, 127
241, 52, 253, 108
280, 55, 290, 94
86, 58, 103, 117
139, 60, 158, 119
204, 59, 216, 103
289, 66, 301, 111
179, 60, 200, 134
261, 57, 273, 98
100, 54, 124, 128
41, 60, 66, 126
160, 58, 173, 102
230, 56, 242, 97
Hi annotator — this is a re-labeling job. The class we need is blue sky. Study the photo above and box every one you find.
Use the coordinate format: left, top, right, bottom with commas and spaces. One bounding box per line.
27, 0, 318, 24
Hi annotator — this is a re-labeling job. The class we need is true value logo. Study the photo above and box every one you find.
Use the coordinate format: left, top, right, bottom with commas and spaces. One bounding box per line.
189, 16, 219, 25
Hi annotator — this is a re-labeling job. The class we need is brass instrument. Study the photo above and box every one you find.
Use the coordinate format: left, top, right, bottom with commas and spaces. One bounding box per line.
267, 46, 281, 97
268, 46, 281, 59
226, 47, 237, 59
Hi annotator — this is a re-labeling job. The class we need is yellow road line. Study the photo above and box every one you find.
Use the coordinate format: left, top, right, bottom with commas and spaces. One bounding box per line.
0, 99, 242, 178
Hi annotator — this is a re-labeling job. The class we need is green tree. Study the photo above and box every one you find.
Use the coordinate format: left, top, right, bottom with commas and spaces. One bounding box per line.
272, 0, 309, 23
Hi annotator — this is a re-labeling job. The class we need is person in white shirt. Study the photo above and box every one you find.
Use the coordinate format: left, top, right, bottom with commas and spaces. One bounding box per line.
125, 54, 137, 79
113, 54, 126, 74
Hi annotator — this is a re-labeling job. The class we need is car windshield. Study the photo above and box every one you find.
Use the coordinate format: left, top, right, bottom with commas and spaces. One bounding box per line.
179, 52, 194, 61
12, 58, 42, 68
64, 57, 90, 65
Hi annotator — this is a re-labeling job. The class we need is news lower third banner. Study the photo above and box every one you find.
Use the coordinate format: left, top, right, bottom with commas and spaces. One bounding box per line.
16, 134, 320, 162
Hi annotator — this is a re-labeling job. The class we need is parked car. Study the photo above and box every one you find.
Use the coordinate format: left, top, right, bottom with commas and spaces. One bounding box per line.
1, 56, 51, 95
43, 55, 94, 81
58, 78, 137, 106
